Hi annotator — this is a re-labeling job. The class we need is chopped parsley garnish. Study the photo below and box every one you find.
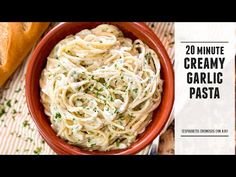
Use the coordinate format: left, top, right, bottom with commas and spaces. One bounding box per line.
105, 84, 111, 89
15, 88, 22, 93
34, 147, 42, 155
55, 112, 61, 119
41, 140, 45, 144
133, 88, 138, 93
25, 137, 33, 143
14, 100, 18, 104
115, 140, 120, 147
110, 96, 114, 102
77, 112, 83, 116
91, 143, 96, 147
98, 88, 103, 92
99, 78, 105, 83
12, 109, 17, 114
23, 120, 30, 128
103, 100, 107, 105
114, 109, 119, 114
6, 100, 11, 108
0, 107, 6, 118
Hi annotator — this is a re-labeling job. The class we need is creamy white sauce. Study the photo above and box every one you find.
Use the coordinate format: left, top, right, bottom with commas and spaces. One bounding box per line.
40, 24, 163, 151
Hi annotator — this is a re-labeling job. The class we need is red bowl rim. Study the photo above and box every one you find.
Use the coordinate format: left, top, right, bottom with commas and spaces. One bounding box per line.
25, 22, 174, 155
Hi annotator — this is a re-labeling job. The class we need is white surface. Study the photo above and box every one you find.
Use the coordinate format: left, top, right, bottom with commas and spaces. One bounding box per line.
175, 23, 235, 154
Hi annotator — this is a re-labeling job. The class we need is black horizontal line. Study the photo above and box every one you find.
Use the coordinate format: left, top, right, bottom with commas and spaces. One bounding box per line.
181, 135, 229, 137
180, 41, 229, 43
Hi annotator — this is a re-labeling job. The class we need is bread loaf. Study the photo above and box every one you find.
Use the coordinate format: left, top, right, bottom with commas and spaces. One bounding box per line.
0, 22, 49, 86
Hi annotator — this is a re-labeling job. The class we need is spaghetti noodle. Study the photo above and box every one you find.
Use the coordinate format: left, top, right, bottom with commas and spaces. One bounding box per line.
40, 24, 163, 151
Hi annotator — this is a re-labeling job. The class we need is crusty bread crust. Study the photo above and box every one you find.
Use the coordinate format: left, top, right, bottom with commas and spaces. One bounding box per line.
0, 22, 49, 86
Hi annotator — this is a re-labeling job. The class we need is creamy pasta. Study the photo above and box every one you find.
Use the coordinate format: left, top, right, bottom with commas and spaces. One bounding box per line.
40, 24, 163, 151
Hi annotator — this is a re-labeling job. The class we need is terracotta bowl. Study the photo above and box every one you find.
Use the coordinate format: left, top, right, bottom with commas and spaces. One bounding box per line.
25, 22, 174, 155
